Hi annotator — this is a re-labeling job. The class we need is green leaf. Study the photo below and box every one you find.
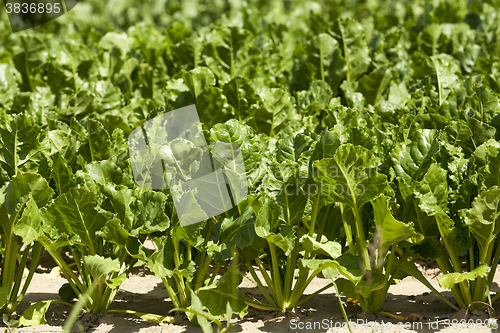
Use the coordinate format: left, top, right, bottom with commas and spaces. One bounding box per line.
147, 235, 176, 278
182, 67, 216, 98
99, 184, 134, 226
128, 312, 175, 324
467, 86, 500, 131
387, 81, 410, 107
437, 264, 489, 290
255, 196, 283, 239
251, 88, 296, 137
313, 144, 387, 209
0, 285, 9, 309
83, 255, 122, 283
188, 290, 213, 333
204, 26, 258, 84
304, 34, 339, 84
18, 301, 52, 327
97, 219, 131, 246
301, 235, 342, 259
0, 173, 53, 244
417, 24, 447, 56
389, 129, 439, 183
81, 160, 134, 188
50, 152, 77, 196
255, 196, 296, 255
425, 54, 461, 106
335, 278, 357, 299
331, 18, 371, 83
340, 80, 365, 109
58, 283, 77, 303
413, 164, 449, 216
77, 119, 116, 163
0, 173, 53, 214
372, 195, 416, 249
181, 68, 231, 128
440, 120, 475, 157
106, 272, 127, 289
300, 256, 363, 284
198, 266, 247, 319
357, 66, 392, 106
474, 139, 500, 190
464, 188, 500, 254
218, 205, 261, 263
43, 188, 108, 254
209, 119, 254, 147
112, 188, 170, 235
0, 64, 19, 110
223, 77, 261, 121
297, 80, 333, 114
310, 128, 341, 164
0, 114, 48, 177
13, 196, 43, 244
276, 179, 308, 225
98, 32, 135, 54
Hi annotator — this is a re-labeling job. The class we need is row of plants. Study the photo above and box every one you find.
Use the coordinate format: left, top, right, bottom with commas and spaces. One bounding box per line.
1, 0, 500, 330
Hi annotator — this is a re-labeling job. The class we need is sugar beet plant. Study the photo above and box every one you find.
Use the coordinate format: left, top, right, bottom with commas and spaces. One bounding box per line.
1, 0, 500, 329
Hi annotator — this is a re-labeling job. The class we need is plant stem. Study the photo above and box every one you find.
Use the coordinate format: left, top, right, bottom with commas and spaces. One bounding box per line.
241, 297, 281, 311
284, 238, 299, 301
340, 205, 355, 255
209, 264, 221, 285
193, 251, 209, 289
289, 267, 325, 306
162, 277, 181, 309
352, 205, 371, 271
268, 243, 284, 308
69, 246, 88, 287
436, 257, 466, 308
332, 280, 354, 333
308, 194, 321, 237
245, 263, 277, 307
7, 244, 31, 309
255, 257, 277, 298
13, 242, 44, 310
173, 274, 188, 307
44, 246, 87, 297
486, 240, 500, 294
444, 237, 472, 306
108, 309, 175, 323
296, 283, 333, 307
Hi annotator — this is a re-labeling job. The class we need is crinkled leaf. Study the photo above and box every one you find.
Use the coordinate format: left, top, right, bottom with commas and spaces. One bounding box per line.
301, 235, 342, 259
43, 188, 107, 254
464, 188, 500, 254
18, 301, 52, 327
413, 164, 449, 216
313, 144, 387, 209
438, 264, 489, 290
0, 114, 48, 177
223, 77, 261, 121
50, 152, 77, 196
83, 255, 121, 283
251, 88, 296, 137
372, 195, 416, 249
197, 265, 247, 319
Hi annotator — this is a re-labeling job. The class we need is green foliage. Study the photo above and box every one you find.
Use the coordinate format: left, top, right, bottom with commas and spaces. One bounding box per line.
1, 0, 500, 329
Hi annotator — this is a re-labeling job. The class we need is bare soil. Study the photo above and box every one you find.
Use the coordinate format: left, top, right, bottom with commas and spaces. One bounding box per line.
7, 254, 500, 333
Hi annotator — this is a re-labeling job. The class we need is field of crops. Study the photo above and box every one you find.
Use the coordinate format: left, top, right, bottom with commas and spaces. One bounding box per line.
1, 0, 500, 332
